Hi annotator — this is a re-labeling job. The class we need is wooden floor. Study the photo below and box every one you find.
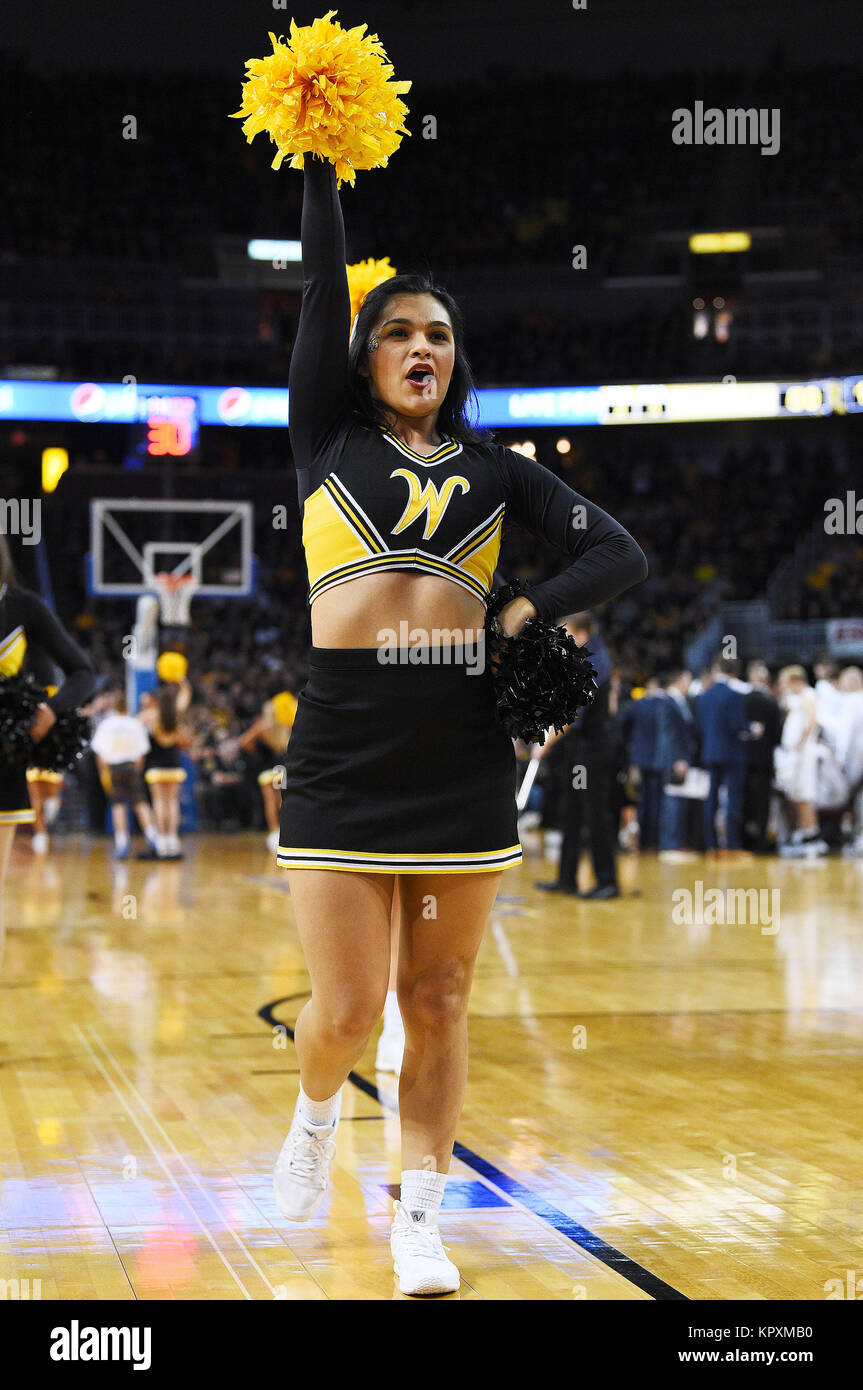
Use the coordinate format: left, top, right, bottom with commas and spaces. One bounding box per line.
1, 828, 861, 1301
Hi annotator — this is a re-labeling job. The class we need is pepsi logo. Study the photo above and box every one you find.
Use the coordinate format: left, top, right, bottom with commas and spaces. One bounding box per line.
71, 382, 106, 421
217, 387, 252, 425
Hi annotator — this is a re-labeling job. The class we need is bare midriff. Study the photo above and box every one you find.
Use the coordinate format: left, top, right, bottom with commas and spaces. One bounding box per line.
310, 571, 486, 648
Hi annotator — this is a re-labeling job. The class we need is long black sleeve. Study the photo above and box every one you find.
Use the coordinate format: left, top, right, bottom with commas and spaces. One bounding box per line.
288, 155, 353, 469
14, 588, 97, 713
494, 445, 647, 624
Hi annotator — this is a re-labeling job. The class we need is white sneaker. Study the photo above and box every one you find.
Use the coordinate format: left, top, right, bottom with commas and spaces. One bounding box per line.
266, 829, 280, 853
798, 837, 828, 857
31, 832, 49, 856
391, 1199, 459, 1295
375, 1028, 405, 1075
273, 1092, 341, 1222
781, 836, 828, 858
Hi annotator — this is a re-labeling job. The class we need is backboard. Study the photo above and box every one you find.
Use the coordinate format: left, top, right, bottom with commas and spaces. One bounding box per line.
87, 499, 256, 600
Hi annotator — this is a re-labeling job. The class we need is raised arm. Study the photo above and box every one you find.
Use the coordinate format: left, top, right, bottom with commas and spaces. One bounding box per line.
288, 154, 353, 468
237, 715, 266, 752
494, 446, 648, 625
21, 590, 97, 714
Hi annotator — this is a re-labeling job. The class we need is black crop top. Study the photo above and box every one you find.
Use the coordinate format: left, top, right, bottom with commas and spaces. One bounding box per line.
288, 154, 648, 625
0, 583, 97, 713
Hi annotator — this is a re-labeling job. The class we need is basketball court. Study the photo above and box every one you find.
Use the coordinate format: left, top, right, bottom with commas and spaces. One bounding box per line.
2, 829, 859, 1301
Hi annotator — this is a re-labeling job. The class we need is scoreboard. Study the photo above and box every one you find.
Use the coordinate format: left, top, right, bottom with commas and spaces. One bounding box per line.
126, 394, 198, 465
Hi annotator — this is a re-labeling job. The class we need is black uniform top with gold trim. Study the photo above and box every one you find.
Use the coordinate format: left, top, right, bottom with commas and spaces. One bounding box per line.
0, 582, 96, 713
288, 155, 648, 624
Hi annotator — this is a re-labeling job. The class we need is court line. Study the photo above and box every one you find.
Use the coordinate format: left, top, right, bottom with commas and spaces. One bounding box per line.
75, 1025, 271, 1301
257, 997, 688, 1301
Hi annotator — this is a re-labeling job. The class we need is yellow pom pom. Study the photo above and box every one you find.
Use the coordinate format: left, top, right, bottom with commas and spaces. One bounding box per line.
157, 652, 188, 684
346, 256, 397, 330
230, 10, 411, 188
272, 691, 298, 727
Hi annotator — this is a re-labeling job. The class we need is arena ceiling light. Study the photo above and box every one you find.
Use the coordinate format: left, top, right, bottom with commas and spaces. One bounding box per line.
42, 447, 69, 492
689, 232, 752, 254
246, 239, 302, 261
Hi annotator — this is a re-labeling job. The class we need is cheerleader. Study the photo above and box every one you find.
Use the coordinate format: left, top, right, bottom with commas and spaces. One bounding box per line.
237, 691, 298, 853
268, 146, 647, 1294
26, 745, 65, 856
138, 672, 192, 860
0, 535, 96, 961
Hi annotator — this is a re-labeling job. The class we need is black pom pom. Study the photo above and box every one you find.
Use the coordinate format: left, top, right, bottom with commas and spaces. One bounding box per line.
0, 673, 44, 763
485, 579, 598, 745
27, 710, 92, 773
0, 675, 91, 772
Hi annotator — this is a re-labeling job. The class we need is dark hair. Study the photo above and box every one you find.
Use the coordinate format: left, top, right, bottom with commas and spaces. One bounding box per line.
0, 533, 17, 589
712, 654, 741, 677
158, 683, 178, 734
347, 273, 491, 445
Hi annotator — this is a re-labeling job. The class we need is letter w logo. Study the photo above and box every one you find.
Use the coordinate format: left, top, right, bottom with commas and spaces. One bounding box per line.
390, 469, 470, 540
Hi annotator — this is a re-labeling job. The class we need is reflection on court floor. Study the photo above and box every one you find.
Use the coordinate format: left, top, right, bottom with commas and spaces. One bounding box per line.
1, 830, 860, 1300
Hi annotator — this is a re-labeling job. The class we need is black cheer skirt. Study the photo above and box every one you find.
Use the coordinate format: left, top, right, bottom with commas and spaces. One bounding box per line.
0, 755, 36, 824
144, 741, 186, 784
277, 644, 522, 875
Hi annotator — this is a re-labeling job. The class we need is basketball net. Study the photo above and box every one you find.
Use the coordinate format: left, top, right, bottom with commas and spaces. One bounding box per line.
153, 572, 196, 626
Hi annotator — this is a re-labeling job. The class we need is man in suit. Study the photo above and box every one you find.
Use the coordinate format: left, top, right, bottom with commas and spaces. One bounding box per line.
619, 678, 665, 849
695, 656, 750, 851
742, 660, 783, 853
657, 668, 698, 853
535, 613, 620, 898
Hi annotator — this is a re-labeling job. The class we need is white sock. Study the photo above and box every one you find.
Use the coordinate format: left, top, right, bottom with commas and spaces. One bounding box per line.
383, 989, 403, 1036
157, 834, 170, 857
145, 826, 158, 847
115, 830, 129, 851
400, 1169, 446, 1224
298, 1083, 341, 1129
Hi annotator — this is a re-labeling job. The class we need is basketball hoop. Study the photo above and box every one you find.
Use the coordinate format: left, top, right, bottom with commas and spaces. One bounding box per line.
153, 572, 197, 626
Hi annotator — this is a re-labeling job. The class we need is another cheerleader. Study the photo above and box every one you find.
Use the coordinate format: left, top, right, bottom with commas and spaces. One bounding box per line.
269, 143, 647, 1295
138, 671, 192, 860
0, 535, 96, 961
25, 749, 65, 856
237, 690, 297, 853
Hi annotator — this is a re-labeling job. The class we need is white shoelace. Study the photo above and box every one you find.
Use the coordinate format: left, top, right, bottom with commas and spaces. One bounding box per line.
395, 1216, 451, 1261
278, 1127, 336, 1183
